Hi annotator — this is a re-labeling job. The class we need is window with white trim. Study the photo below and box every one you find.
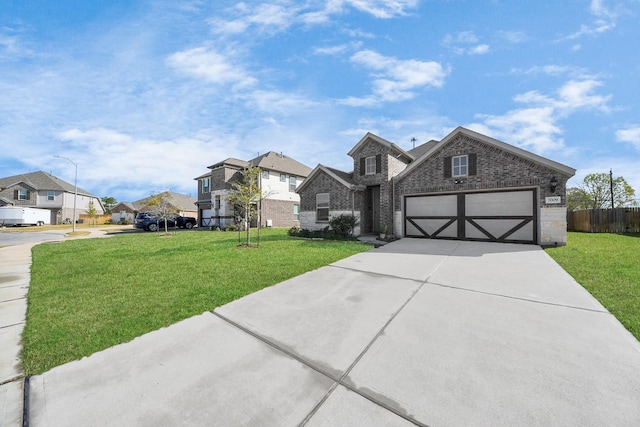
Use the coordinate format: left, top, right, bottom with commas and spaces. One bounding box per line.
263, 170, 269, 179
280, 173, 287, 182
289, 176, 297, 192
293, 204, 299, 221
201, 178, 210, 193
365, 156, 376, 175
452, 155, 468, 177
47, 191, 55, 201
316, 193, 329, 222
18, 190, 28, 200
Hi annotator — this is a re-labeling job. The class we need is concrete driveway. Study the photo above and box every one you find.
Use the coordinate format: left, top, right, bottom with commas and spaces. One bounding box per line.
27, 239, 640, 426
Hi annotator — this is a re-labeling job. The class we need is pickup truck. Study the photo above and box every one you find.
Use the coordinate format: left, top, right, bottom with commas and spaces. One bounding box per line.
135, 213, 197, 231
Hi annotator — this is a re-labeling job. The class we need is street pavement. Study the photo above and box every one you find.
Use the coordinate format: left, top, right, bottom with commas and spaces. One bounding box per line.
21, 238, 640, 426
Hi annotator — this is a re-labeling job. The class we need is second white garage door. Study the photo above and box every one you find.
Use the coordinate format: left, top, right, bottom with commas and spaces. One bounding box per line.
404, 188, 538, 244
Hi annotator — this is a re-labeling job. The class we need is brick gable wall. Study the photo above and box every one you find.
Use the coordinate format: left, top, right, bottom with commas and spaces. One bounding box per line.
394, 134, 572, 207
298, 170, 355, 211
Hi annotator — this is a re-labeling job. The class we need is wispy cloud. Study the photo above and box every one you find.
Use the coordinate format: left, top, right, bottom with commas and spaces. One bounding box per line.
442, 31, 490, 55
166, 47, 257, 88
616, 125, 640, 150
314, 41, 362, 56
469, 78, 612, 153
340, 50, 448, 106
302, 0, 419, 23
564, 0, 621, 40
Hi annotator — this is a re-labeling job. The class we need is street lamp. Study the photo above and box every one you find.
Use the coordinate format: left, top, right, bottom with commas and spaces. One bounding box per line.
54, 155, 78, 233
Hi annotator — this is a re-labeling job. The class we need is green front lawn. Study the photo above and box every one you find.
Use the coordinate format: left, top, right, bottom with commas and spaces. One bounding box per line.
22, 228, 372, 374
546, 232, 640, 341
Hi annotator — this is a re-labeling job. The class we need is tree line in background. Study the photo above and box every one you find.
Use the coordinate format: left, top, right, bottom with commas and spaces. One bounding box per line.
567, 172, 637, 211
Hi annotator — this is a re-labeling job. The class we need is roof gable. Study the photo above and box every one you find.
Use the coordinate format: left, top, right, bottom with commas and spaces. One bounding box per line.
397, 126, 576, 180
296, 165, 358, 193
347, 132, 413, 163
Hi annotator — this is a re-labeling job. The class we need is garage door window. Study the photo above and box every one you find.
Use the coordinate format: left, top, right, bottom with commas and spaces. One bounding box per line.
453, 155, 468, 177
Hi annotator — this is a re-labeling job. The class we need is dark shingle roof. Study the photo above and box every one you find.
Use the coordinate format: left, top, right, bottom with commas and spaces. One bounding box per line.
408, 139, 439, 159
0, 171, 97, 197
249, 151, 312, 177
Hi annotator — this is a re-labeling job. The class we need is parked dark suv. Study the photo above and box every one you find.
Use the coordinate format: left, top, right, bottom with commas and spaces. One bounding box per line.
134, 212, 197, 231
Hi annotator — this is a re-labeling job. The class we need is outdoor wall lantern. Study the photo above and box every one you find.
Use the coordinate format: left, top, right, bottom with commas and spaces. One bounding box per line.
549, 176, 558, 193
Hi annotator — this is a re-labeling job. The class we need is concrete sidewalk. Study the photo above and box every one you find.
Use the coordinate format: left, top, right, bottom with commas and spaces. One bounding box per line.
25, 238, 640, 426
0, 228, 115, 427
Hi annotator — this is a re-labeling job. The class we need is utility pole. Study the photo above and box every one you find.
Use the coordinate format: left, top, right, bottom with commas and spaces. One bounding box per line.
610, 169, 615, 209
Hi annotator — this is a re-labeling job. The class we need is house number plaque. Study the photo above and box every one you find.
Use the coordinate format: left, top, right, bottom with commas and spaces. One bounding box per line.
545, 196, 561, 204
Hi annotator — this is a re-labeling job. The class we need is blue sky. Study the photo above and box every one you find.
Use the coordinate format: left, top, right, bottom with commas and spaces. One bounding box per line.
1, 0, 639, 203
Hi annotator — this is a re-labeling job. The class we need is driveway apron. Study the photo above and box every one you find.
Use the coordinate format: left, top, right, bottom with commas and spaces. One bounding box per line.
27, 239, 640, 426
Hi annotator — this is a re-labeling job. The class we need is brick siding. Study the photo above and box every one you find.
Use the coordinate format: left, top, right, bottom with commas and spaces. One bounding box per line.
394, 134, 572, 208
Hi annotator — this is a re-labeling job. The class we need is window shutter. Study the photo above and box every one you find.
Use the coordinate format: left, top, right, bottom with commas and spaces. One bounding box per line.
26, 190, 31, 200
360, 158, 366, 175
376, 154, 382, 174
443, 156, 452, 178
468, 153, 477, 176
14, 190, 18, 199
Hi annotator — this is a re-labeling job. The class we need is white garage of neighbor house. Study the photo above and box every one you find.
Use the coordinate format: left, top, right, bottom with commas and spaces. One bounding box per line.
297, 127, 575, 246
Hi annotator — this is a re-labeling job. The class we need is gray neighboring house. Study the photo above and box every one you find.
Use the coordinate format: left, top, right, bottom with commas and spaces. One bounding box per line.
0, 171, 105, 224
111, 193, 197, 224
297, 126, 576, 246
110, 202, 136, 224
195, 151, 312, 229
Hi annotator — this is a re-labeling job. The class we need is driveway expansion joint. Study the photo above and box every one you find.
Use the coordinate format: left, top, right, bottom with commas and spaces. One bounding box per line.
212, 306, 429, 427
424, 279, 610, 314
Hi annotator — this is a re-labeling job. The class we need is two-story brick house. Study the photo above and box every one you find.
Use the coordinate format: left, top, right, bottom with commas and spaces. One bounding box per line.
296, 127, 576, 246
0, 171, 104, 224
195, 152, 312, 229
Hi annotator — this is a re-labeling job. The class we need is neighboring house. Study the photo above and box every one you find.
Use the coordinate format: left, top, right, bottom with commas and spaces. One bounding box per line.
195, 151, 312, 229
297, 127, 576, 246
0, 171, 105, 224
132, 192, 198, 218
110, 202, 136, 224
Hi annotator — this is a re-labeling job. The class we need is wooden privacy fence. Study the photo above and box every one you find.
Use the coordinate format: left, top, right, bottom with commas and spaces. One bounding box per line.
78, 214, 113, 224
567, 208, 640, 233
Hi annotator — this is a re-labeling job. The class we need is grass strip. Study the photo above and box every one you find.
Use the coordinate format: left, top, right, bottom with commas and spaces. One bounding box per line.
22, 228, 372, 374
546, 232, 640, 341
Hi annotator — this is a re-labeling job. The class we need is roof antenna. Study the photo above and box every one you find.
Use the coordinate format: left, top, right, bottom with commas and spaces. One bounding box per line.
411, 137, 417, 149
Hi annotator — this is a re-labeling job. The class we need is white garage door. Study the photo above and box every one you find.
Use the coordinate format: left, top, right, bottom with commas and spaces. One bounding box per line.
404, 189, 537, 244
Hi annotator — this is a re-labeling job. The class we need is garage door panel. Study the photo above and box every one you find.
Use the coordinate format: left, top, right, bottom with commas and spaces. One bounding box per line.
466, 191, 533, 216
406, 195, 457, 216
466, 219, 534, 241
404, 189, 537, 244
408, 219, 458, 238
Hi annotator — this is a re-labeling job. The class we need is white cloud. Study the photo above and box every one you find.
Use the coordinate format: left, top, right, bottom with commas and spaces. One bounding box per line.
564, 0, 620, 40
344, 0, 419, 18
616, 125, 640, 150
314, 42, 362, 55
497, 31, 528, 44
344, 50, 448, 104
514, 79, 611, 114
469, 44, 490, 55
442, 31, 490, 55
166, 47, 257, 88
469, 78, 612, 154
210, 2, 296, 35
213, 0, 418, 30
53, 128, 240, 200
